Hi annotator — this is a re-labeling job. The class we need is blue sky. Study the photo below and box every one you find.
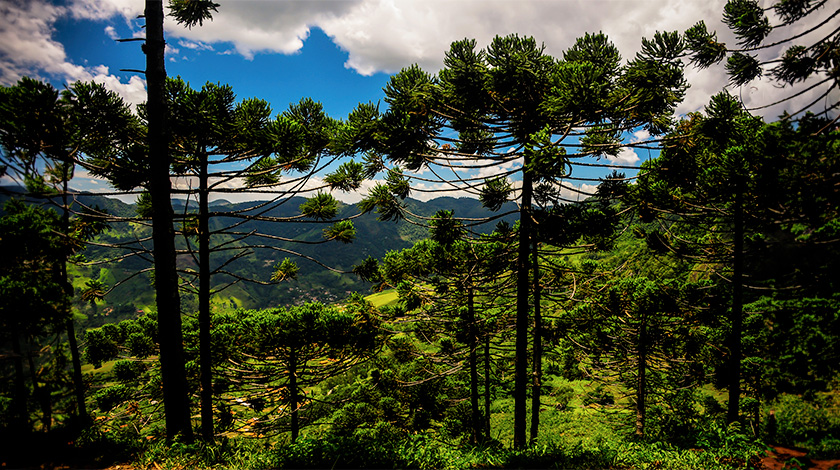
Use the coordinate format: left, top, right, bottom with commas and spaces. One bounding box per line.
54, 16, 391, 120
1, 0, 835, 203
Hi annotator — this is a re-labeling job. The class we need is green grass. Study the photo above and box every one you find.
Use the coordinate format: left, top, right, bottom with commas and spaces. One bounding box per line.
365, 289, 399, 308
82, 359, 118, 375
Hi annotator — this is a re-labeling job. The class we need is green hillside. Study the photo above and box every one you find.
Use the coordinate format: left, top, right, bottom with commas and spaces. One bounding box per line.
1, 189, 518, 326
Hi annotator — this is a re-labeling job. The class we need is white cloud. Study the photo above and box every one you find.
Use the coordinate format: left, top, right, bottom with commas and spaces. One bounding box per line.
0, 0, 147, 107
58, 0, 730, 81
607, 147, 640, 166
4, 0, 836, 182
0, 0, 71, 83
104, 25, 119, 40
65, 0, 142, 22
164, 0, 363, 60
178, 39, 214, 51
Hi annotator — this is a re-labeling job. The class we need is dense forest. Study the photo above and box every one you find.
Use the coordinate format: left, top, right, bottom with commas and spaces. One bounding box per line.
1, 0, 839, 468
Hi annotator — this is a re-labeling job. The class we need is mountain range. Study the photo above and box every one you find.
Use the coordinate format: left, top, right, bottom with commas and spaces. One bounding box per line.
1, 187, 518, 324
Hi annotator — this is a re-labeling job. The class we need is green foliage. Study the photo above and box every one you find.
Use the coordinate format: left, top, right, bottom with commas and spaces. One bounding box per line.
322, 219, 356, 243
429, 210, 462, 246
0, 199, 68, 338
168, 0, 219, 28
723, 0, 772, 48
299, 192, 338, 221
725, 52, 762, 85
324, 160, 366, 192
479, 176, 512, 211
769, 393, 840, 454
553, 383, 576, 411
271, 258, 299, 282
209, 302, 382, 439
358, 182, 405, 222
113, 360, 147, 382
92, 384, 133, 412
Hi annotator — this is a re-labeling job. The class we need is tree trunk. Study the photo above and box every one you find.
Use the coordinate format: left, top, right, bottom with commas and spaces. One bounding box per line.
199, 151, 213, 441
11, 331, 29, 431
636, 311, 647, 438
146, 0, 193, 442
289, 349, 299, 443
484, 335, 491, 442
60, 184, 87, 425
468, 283, 480, 445
529, 237, 542, 443
65, 319, 86, 423
727, 177, 744, 424
513, 167, 533, 448
27, 349, 51, 431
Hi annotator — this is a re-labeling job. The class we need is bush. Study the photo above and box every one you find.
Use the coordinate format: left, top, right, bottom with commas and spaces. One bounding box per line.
277, 431, 400, 469
441, 401, 473, 440
554, 383, 576, 410
388, 335, 416, 363
582, 384, 614, 407
113, 360, 146, 382
809, 437, 840, 459
92, 384, 132, 412
769, 393, 840, 447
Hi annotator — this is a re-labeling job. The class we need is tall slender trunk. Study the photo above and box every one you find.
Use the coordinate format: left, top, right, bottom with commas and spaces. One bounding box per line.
66, 319, 86, 422
635, 311, 648, 438
198, 151, 213, 441
60, 183, 87, 424
727, 177, 744, 424
529, 237, 542, 443
146, 0, 193, 442
11, 331, 29, 431
484, 335, 491, 442
27, 349, 51, 431
467, 283, 480, 445
513, 167, 533, 448
289, 349, 299, 442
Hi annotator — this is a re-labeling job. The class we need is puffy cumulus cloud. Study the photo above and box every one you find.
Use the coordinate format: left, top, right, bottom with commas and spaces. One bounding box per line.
404, 180, 480, 202
0, 0, 146, 107
8, 0, 835, 129
317, 0, 728, 76
104, 25, 119, 40
56, 0, 726, 80
607, 147, 640, 166
171, 0, 820, 117
164, 0, 364, 59
178, 39, 214, 51
66, 0, 142, 21
0, 0, 69, 84
167, 171, 378, 204
72, 0, 728, 80
474, 158, 522, 180
605, 128, 650, 166
560, 182, 599, 202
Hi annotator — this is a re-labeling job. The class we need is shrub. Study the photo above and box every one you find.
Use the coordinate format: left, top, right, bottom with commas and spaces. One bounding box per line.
769, 393, 840, 447
582, 384, 614, 407
92, 384, 132, 412
113, 360, 146, 382
554, 383, 576, 410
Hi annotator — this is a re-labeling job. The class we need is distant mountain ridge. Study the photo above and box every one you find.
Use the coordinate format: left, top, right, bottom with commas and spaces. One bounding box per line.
2, 187, 518, 322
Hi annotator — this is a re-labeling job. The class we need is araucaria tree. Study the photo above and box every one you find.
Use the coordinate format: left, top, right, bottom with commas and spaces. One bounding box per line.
0, 200, 68, 431
684, 0, 839, 116
213, 298, 381, 442
351, 33, 687, 446
632, 93, 840, 425
130, 0, 219, 442
163, 76, 356, 440
1, 77, 139, 428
